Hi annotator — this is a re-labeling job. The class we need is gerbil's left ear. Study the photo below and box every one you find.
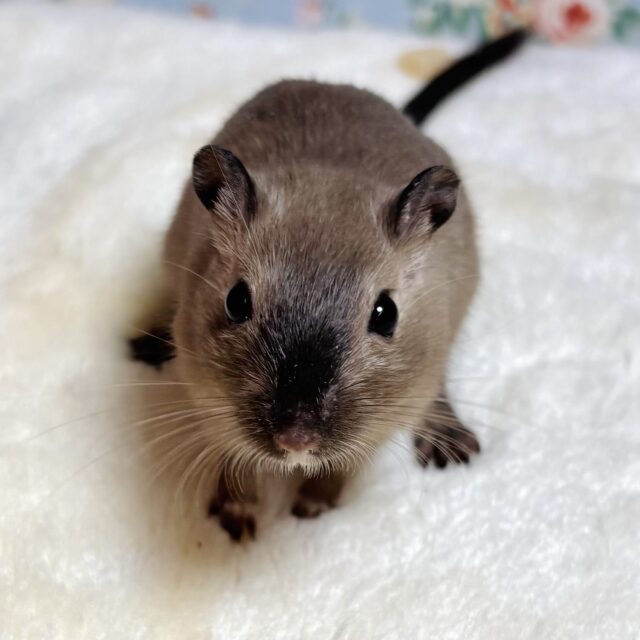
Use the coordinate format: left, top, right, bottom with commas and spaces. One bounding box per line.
192, 144, 257, 223
389, 166, 459, 239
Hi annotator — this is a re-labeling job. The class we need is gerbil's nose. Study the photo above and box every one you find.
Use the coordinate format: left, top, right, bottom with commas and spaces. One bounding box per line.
274, 425, 320, 453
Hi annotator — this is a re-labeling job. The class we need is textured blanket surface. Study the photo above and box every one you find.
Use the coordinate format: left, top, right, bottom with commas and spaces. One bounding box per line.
1, 4, 639, 639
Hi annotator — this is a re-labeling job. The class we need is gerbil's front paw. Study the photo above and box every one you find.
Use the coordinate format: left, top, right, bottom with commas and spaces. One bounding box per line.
415, 396, 480, 468
128, 326, 175, 369
208, 497, 256, 542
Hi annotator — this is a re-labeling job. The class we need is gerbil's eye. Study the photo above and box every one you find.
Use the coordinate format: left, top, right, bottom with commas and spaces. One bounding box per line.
368, 292, 398, 338
225, 280, 252, 324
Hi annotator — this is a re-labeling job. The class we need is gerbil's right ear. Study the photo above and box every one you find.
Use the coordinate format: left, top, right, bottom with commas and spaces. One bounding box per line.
387, 166, 459, 241
192, 145, 256, 223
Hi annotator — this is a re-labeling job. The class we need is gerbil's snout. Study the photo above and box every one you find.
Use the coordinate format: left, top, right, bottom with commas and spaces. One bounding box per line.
247, 318, 350, 466
269, 411, 326, 470
274, 423, 320, 453
266, 350, 337, 458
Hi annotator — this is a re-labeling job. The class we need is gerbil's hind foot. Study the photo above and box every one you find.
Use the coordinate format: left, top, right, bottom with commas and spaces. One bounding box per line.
128, 327, 175, 370
208, 497, 256, 542
291, 474, 343, 519
415, 395, 480, 468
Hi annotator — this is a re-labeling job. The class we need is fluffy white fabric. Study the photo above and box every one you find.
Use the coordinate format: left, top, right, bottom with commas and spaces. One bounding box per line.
1, 4, 639, 638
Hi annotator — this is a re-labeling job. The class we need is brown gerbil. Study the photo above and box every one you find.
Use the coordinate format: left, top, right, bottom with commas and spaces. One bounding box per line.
130, 31, 527, 540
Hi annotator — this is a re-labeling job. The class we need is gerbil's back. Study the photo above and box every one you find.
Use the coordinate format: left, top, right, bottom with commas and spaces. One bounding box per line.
213, 80, 451, 183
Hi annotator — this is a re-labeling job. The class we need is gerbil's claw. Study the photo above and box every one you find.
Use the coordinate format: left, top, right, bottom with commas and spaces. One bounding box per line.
208, 497, 257, 542
415, 395, 480, 469
291, 496, 333, 519
128, 327, 175, 370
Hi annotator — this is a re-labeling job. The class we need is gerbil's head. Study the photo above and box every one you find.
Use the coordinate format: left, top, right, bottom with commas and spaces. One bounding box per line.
174, 145, 460, 475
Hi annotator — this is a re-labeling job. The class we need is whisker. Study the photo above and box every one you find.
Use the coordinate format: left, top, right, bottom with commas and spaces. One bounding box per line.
37, 407, 238, 507
163, 260, 218, 292
414, 274, 479, 304
26, 397, 237, 442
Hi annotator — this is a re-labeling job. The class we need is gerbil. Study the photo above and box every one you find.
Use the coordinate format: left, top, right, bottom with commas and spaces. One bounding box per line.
131, 31, 527, 540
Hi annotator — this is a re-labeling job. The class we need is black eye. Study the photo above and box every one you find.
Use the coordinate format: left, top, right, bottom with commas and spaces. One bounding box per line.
368, 292, 398, 338
225, 280, 252, 324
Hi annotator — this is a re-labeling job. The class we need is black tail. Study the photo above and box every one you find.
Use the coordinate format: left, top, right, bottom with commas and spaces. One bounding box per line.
402, 28, 529, 126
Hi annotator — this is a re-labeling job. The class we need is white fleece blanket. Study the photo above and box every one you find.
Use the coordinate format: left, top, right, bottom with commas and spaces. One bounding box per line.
1, 4, 639, 639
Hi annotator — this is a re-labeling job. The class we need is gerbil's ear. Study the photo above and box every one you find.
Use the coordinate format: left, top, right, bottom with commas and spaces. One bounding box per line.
192, 145, 256, 222
389, 166, 459, 239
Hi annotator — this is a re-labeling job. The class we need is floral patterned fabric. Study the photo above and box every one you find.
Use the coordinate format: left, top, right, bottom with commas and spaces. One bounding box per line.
410, 0, 640, 43
25, 0, 640, 43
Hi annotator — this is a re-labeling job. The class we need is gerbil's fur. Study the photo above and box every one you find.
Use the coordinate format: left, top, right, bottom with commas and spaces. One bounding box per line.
130, 32, 527, 540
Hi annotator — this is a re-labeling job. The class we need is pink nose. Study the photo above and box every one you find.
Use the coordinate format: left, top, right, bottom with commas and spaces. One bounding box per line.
274, 427, 320, 453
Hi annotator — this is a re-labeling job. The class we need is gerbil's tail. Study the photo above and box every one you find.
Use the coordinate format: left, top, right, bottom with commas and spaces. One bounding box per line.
402, 28, 529, 126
